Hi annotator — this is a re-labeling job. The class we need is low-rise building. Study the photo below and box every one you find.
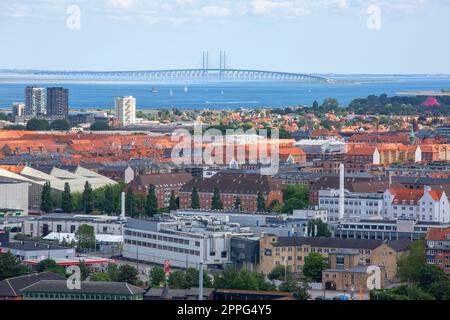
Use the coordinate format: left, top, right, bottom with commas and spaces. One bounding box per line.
123, 217, 253, 269
0, 272, 66, 300
1, 241, 75, 262
257, 233, 410, 281
319, 189, 384, 221
0, 178, 29, 217
22, 214, 125, 238
322, 250, 387, 292
127, 173, 192, 208
334, 218, 448, 241
426, 227, 450, 277
383, 187, 449, 223
22, 280, 144, 300
179, 172, 283, 212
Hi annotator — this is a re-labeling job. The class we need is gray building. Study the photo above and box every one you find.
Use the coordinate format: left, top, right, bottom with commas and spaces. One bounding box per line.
333, 218, 449, 241
230, 236, 260, 270
0, 178, 29, 217
25, 86, 46, 116
23, 214, 125, 238
1, 241, 75, 261
46, 87, 69, 119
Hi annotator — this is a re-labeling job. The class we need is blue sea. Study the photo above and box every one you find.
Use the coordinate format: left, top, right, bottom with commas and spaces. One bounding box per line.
0, 75, 450, 110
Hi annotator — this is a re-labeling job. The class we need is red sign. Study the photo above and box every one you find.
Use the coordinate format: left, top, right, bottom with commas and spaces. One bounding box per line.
164, 260, 170, 274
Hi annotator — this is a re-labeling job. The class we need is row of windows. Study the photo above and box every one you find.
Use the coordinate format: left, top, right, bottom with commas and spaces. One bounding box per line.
274, 246, 371, 255
25, 293, 135, 300
124, 239, 201, 256
125, 230, 199, 246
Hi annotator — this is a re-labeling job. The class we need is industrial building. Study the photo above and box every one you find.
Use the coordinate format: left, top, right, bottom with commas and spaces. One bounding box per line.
123, 216, 253, 269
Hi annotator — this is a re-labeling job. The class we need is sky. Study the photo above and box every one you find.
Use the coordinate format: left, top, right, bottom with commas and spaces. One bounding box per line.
1, 0, 450, 74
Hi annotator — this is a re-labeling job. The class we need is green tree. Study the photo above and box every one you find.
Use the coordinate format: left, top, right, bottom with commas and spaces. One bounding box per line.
256, 191, 266, 212
36, 259, 66, 277
125, 187, 135, 217
302, 252, 328, 282
191, 187, 200, 209
78, 260, 90, 281
211, 187, 223, 210
397, 239, 426, 282
40, 181, 53, 213
145, 184, 158, 216
0, 252, 30, 281
279, 276, 310, 300
118, 264, 139, 285
61, 183, 72, 213
50, 119, 70, 131
268, 200, 283, 214
306, 219, 331, 237
104, 185, 115, 215
90, 121, 110, 131
184, 268, 212, 289
168, 270, 186, 289
268, 265, 288, 281
90, 272, 112, 282
234, 197, 242, 211
107, 263, 120, 282
168, 190, 178, 211
75, 224, 96, 252
282, 185, 309, 213
26, 118, 50, 131
150, 266, 166, 287
82, 181, 94, 214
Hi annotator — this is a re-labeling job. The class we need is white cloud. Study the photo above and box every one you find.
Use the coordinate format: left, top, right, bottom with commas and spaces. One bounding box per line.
0, 0, 444, 23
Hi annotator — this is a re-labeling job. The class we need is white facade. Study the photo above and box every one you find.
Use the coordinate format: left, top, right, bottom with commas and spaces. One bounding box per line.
319, 189, 385, 222
23, 214, 125, 238
0, 182, 29, 216
25, 87, 46, 116
12, 102, 25, 117
383, 188, 449, 223
115, 96, 136, 126
123, 218, 252, 269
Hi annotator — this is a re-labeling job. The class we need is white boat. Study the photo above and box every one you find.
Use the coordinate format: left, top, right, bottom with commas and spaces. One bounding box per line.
170, 90, 173, 97
184, 85, 188, 93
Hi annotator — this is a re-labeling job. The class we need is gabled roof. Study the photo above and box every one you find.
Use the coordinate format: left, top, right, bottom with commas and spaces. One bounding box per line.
426, 227, 450, 241
180, 172, 282, 195
0, 272, 66, 297
21, 280, 144, 295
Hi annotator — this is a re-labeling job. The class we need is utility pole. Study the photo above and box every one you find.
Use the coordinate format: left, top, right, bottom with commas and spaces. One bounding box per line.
198, 261, 204, 301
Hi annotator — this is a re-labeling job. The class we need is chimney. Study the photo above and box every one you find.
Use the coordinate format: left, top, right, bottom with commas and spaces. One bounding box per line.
121, 191, 126, 219
339, 163, 345, 220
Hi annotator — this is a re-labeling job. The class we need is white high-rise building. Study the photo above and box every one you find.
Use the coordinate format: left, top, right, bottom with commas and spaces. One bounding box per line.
25, 87, 46, 116
115, 96, 136, 126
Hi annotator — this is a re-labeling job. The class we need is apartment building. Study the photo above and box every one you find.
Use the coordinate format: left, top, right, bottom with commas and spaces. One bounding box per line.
383, 187, 449, 223
25, 86, 46, 116
115, 96, 136, 126
178, 172, 283, 212
257, 234, 411, 281
322, 251, 387, 292
426, 227, 450, 276
319, 189, 384, 221
127, 173, 192, 208
334, 218, 449, 241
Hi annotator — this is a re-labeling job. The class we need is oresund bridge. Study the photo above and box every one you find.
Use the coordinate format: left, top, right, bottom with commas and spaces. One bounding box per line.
0, 52, 335, 84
